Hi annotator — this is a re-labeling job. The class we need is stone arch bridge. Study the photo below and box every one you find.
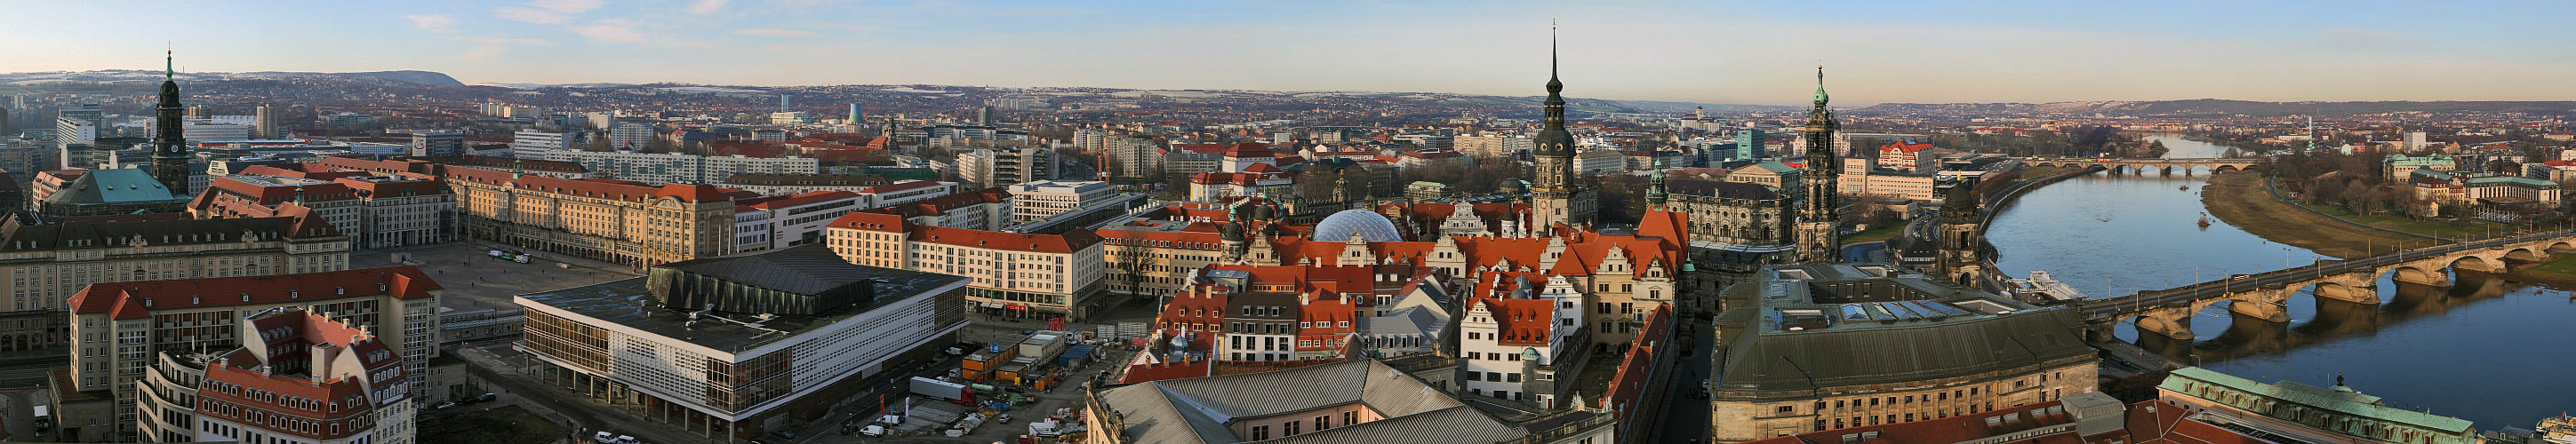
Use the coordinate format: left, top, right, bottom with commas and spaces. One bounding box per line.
2025, 157, 2264, 175
2084, 230, 2576, 340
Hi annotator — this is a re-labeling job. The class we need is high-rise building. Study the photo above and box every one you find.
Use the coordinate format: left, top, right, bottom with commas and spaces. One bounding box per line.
607, 122, 654, 150
252, 104, 280, 139
976, 105, 995, 126
1795, 67, 1841, 264
956, 146, 1060, 188
1528, 29, 1596, 230
1736, 129, 1766, 159
408, 131, 464, 156
2405, 131, 2428, 152
508, 130, 574, 156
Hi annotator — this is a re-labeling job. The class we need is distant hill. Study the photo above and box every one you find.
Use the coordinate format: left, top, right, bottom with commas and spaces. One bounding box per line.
241, 70, 462, 86
1861, 99, 2576, 117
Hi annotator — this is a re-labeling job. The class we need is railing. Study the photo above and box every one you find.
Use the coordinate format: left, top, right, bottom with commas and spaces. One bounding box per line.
2084, 228, 2576, 319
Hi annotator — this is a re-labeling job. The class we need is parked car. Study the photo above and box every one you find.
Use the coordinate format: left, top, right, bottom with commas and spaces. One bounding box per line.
471, 392, 498, 403
769, 429, 796, 440
431, 401, 458, 410
591, 432, 637, 444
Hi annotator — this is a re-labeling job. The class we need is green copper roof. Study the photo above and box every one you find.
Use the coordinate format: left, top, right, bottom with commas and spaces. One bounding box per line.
42, 169, 185, 205
2158, 367, 2475, 438
2466, 176, 2557, 187
1811, 66, 1828, 106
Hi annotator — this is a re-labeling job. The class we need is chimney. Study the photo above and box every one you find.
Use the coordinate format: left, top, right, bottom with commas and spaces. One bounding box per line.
310, 342, 338, 380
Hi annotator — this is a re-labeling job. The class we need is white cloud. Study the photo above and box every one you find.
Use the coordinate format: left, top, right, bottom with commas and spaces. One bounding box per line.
572, 19, 649, 44
736, 28, 812, 36
688, 0, 728, 14
452, 36, 552, 62
404, 14, 457, 33
529, 0, 607, 13
492, 6, 569, 24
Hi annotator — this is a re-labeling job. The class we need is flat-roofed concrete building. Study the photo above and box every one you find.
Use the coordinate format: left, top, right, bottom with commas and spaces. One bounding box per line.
1081, 359, 1615, 444
515, 245, 968, 440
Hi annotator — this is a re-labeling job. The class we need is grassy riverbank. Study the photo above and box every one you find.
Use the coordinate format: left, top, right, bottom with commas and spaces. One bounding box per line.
2504, 257, 2576, 286
1842, 224, 1903, 245
2199, 172, 2440, 258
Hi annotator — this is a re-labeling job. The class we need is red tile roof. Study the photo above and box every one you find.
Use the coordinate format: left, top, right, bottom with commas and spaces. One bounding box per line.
1478, 297, 1554, 346
69, 266, 441, 321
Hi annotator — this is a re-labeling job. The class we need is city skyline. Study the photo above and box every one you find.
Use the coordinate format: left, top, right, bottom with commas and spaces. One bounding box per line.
4, 0, 2573, 105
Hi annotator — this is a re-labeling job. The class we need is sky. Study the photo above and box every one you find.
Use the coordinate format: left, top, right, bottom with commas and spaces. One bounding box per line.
4, 0, 2573, 106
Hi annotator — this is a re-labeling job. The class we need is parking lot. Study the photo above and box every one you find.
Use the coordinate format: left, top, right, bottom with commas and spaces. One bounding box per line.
350, 242, 645, 312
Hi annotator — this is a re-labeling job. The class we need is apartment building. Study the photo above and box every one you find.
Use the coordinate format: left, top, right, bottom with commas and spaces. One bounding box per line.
956, 146, 1060, 188
528, 150, 820, 186
728, 191, 864, 254
190, 176, 364, 236
444, 166, 737, 266
137, 305, 421, 444
334, 175, 457, 248
826, 210, 1106, 321
1006, 180, 1116, 224
711, 172, 889, 194
0, 211, 350, 354
65, 266, 438, 441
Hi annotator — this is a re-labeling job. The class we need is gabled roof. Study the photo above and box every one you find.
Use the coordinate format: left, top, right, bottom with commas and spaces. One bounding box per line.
41, 168, 185, 204
68, 266, 441, 321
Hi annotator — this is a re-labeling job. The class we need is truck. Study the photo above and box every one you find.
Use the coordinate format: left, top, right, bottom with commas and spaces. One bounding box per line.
912, 376, 971, 402
33, 405, 50, 432
1029, 418, 1065, 437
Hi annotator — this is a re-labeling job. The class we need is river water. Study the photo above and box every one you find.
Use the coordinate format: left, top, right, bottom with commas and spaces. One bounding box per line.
1983, 135, 2576, 428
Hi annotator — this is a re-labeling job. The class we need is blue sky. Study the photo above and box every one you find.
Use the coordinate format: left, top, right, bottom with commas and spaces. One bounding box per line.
4, 0, 2572, 105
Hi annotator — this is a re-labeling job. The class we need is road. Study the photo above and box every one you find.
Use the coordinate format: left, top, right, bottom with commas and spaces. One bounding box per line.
2082, 229, 2576, 321
0, 386, 48, 441
1652, 318, 1716, 444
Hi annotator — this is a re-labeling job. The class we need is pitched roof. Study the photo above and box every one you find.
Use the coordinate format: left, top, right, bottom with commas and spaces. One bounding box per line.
1476, 297, 1554, 346
68, 266, 441, 320
40, 168, 185, 204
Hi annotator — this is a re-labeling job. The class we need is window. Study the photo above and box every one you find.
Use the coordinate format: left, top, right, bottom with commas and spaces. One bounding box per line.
1343, 411, 1356, 427
1285, 421, 1300, 436
1315, 416, 1330, 431
1252, 425, 1269, 440
1776, 405, 1795, 415
1506, 373, 1520, 383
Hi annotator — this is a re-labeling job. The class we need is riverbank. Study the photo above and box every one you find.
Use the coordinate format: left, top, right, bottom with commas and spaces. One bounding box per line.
2199, 172, 2433, 258
2504, 257, 2576, 287
1842, 224, 1901, 245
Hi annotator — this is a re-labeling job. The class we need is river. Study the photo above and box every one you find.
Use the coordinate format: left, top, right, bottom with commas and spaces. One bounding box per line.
1983, 135, 2576, 428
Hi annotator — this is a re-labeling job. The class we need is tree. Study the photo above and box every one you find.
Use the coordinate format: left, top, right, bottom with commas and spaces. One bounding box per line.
1106, 230, 1157, 298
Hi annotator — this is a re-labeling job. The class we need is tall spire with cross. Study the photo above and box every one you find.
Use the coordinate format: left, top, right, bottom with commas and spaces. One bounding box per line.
1796, 64, 1843, 263
150, 48, 192, 195
1528, 20, 1593, 230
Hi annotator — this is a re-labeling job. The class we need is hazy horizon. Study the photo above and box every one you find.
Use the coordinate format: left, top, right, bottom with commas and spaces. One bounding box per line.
5, 0, 2573, 106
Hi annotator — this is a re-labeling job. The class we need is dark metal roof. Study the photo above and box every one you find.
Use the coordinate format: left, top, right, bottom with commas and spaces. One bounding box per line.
1667, 178, 1781, 200
652, 243, 892, 296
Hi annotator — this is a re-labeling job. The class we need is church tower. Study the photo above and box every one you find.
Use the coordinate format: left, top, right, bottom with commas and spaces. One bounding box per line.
1529, 23, 1596, 231
1794, 66, 1841, 263
150, 51, 193, 195
1937, 177, 1985, 284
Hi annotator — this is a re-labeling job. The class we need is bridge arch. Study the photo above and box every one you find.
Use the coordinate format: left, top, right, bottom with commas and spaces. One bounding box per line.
2547, 241, 2576, 252
2449, 255, 2502, 274
2214, 165, 2243, 172
2505, 248, 2548, 263
2387, 266, 2443, 286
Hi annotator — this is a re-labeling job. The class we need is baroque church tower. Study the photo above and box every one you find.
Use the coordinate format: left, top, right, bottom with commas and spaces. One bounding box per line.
1937, 177, 1985, 284
150, 51, 193, 195
1529, 24, 1596, 231
1795, 67, 1841, 263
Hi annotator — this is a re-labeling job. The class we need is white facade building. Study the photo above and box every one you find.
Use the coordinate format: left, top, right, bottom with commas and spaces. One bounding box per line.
1006, 180, 1116, 223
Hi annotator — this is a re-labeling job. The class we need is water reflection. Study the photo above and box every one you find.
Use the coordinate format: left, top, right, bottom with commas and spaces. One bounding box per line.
1990, 135, 2576, 425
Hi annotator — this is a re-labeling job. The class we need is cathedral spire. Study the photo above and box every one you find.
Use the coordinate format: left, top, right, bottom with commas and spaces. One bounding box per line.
165, 48, 174, 80
1812, 64, 1828, 107
1542, 20, 1564, 130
